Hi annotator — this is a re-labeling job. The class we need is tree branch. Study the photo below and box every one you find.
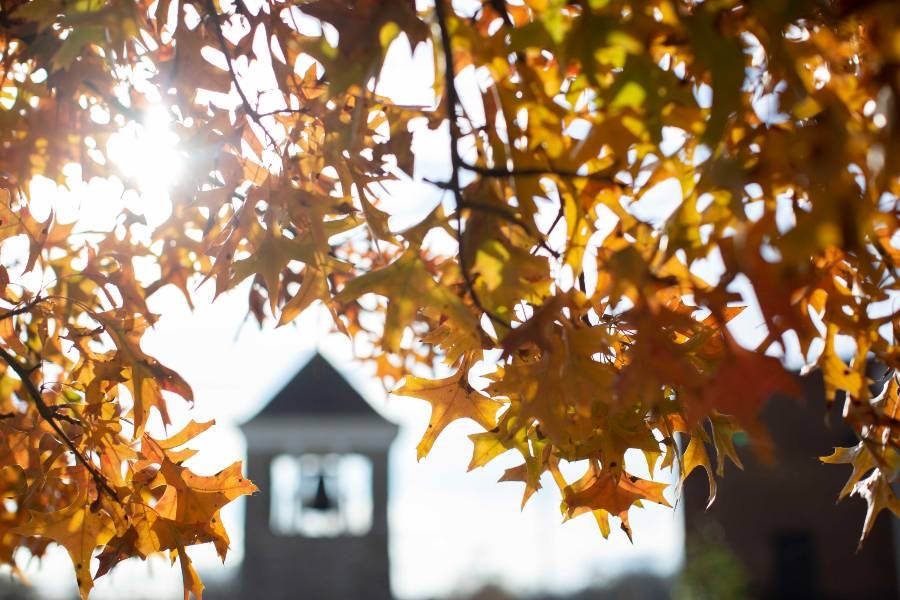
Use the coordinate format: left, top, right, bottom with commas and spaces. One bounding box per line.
461, 161, 614, 182
435, 0, 508, 330
0, 347, 118, 501
0, 297, 43, 322
255, 107, 310, 119
202, 0, 278, 148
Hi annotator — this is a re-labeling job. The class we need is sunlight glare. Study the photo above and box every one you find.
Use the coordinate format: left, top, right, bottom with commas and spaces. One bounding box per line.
107, 105, 183, 200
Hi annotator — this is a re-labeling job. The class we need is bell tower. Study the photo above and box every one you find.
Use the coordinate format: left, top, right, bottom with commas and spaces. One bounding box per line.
240, 353, 397, 599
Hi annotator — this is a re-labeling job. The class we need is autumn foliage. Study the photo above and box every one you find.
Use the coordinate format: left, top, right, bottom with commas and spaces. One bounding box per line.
0, 0, 899, 597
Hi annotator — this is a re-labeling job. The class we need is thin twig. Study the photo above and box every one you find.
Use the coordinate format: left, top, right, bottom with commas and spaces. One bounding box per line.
202, 0, 278, 148
0, 347, 118, 501
461, 161, 614, 182
0, 297, 44, 322
435, 0, 508, 329
256, 107, 310, 118
459, 200, 561, 258
530, 201, 566, 257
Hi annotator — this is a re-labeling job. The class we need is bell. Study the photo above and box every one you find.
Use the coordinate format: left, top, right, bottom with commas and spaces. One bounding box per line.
307, 472, 335, 512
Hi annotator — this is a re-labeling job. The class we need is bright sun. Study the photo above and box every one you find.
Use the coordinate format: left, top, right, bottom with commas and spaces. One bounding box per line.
107, 105, 183, 200
27, 106, 184, 235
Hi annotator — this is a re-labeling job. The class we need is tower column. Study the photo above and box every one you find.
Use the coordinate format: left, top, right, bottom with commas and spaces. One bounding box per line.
238, 353, 398, 600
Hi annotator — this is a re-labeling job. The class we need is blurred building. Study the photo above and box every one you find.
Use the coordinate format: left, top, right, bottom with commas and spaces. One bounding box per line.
683, 370, 899, 599
231, 351, 899, 600
239, 354, 397, 599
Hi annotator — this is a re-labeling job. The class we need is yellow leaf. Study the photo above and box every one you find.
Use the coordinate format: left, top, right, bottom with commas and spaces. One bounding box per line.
15, 476, 115, 599
394, 369, 502, 460
681, 433, 716, 508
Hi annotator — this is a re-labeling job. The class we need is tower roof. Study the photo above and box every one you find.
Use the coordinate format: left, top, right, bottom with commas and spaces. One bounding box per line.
244, 353, 387, 424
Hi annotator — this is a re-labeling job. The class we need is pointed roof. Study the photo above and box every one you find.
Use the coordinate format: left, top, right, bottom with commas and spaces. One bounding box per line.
244, 353, 386, 423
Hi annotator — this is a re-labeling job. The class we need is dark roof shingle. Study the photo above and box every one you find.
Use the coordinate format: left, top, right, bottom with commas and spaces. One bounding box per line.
245, 353, 385, 422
